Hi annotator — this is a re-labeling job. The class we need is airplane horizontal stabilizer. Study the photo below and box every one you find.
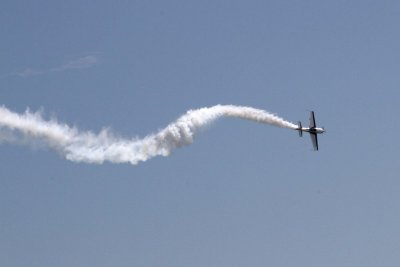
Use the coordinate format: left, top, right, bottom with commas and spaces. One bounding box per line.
297, 121, 302, 137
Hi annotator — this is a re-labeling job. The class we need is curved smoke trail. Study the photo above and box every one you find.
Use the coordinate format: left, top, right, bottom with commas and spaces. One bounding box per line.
0, 105, 297, 165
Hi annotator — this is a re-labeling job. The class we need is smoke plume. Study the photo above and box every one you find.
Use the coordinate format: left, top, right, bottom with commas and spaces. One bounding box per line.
0, 105, 297, 165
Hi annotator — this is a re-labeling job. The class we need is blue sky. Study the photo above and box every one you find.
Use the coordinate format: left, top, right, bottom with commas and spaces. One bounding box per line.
1, 1, 400, 266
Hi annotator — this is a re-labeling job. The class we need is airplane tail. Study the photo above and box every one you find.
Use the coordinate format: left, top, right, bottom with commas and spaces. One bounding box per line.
297, 121, 302, 137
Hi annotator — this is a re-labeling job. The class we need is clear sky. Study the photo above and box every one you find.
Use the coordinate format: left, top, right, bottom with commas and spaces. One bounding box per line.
1, 1, 400, 266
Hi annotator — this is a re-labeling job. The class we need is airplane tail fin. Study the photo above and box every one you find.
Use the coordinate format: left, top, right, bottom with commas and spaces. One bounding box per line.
297, 121, 303, 137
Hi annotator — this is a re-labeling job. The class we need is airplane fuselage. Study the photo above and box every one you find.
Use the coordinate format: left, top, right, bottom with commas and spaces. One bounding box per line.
299, 127, 325, 134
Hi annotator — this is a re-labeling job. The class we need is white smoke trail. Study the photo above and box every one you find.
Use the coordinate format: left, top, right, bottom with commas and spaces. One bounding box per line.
0, 105, 297, 165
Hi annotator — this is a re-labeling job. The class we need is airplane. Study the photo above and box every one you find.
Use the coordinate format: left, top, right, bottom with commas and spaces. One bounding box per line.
296, 111, 325, 151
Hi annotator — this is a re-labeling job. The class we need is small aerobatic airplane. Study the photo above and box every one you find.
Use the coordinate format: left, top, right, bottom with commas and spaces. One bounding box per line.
296, 111, 325, 151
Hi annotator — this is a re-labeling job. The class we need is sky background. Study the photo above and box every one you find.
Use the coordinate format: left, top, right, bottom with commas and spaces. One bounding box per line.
1, 1, 400, 266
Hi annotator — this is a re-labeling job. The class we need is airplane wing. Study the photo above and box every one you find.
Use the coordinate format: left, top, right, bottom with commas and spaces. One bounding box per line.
309, 111, 316, 128
310, 133, 319, 151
